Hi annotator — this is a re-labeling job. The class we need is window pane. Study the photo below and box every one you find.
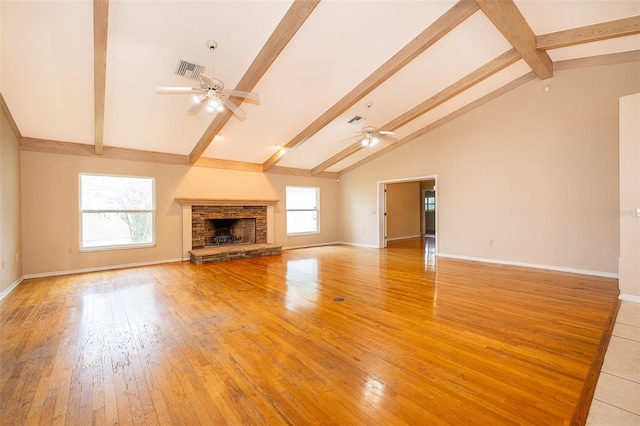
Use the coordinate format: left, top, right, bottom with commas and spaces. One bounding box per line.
286, 211, 317, 234
81, 175, 153, 210
82, 212, 153, 248
286, 187, 317, 210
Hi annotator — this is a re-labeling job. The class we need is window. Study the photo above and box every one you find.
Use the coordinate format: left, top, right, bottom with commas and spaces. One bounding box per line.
80, 174, 155, 250
425, 195, 435, 212
286, 186, 319, 235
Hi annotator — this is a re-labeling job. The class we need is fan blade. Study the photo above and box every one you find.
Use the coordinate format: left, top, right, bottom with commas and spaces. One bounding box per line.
378, 130, 395, 135
157, 87, 203, 94
200, 74, 215, 88
222, 89, 260, 101
223, 98, 247, 119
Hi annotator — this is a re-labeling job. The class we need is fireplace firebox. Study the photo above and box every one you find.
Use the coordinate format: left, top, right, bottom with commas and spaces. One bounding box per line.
205, 218, 256, 247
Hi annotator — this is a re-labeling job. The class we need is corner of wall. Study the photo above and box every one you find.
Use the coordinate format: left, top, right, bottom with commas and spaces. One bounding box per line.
1, 101, 23, 296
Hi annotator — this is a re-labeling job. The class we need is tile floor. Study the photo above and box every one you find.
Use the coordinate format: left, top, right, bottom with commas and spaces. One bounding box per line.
586, 300, 640, 425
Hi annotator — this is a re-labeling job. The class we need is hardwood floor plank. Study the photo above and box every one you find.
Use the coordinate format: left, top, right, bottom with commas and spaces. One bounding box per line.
0, 239, 619, 424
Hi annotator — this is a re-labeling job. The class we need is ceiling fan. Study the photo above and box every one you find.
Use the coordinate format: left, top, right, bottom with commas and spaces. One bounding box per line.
156, 40, 259, 119
356, 126, 396, 147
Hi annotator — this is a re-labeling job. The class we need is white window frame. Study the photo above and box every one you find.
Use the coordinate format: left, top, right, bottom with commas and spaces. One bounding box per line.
286, 186, 320, 236
79, 173, 156, 252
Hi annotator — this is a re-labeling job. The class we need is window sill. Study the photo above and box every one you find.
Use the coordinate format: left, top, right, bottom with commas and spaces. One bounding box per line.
80, 242, 156, 253
286, 231, 320, 237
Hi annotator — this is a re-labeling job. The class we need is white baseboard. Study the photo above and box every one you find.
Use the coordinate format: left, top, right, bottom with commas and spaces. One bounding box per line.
283, 241, 340, 250
0, 276, 24, 301
437, 253, 619, 279
387, 234, 421, 242
336, 241, 378, 249
619, 294, 640, 303
23, 258, 185, 279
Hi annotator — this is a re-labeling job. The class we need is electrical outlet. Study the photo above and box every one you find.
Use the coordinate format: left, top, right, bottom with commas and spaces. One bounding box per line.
15, 253, 19, 261
68, 248, 73, 254
489, 239, 494, 246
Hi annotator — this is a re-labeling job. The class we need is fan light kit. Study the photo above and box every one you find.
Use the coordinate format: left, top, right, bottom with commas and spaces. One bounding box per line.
362, 135, 379, 147
359, 126, 396, 147
156, 40, 260, 119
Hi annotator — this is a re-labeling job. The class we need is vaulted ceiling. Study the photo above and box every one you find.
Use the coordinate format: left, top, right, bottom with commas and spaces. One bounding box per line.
2, 0, 639, 178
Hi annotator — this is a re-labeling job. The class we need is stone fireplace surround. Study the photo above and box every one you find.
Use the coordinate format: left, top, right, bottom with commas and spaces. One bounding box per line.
192, 206, 266, 249
176, 198, 280, 264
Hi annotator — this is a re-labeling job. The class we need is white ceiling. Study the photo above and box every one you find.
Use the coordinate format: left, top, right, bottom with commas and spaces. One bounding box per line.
2, 0, 639, 176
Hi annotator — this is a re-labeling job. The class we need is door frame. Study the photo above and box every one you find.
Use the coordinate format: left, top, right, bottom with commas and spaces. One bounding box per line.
377, 175, 438, 250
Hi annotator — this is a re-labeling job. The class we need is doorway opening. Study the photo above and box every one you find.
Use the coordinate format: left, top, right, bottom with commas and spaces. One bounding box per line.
377, 175, 437, 254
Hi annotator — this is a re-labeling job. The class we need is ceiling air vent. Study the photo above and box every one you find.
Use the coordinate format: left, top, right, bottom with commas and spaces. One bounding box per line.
347, 115, 365, 125
175, 60, 205, 80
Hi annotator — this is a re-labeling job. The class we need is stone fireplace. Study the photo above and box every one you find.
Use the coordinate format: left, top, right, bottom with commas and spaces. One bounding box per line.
176, 198, 280, 264
191, 205, 266, 249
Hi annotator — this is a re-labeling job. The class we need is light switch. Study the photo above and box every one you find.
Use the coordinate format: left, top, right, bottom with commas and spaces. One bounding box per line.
637, 208, 640, 217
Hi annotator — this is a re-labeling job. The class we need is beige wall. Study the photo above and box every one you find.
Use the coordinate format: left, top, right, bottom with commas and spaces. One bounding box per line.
386, 181, 421, 240
1, 107, 23, 292
619, 93, 640, 298
338, 62, 640, 275
20, 151, 338, 275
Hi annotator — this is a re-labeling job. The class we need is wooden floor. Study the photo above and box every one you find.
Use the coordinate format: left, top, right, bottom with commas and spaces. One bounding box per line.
0, 238, 620, 425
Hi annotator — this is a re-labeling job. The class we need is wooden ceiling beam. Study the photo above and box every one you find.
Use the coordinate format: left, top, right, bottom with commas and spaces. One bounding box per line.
311, 48, 520, 174
188, 0, 320, 165
93, 0, 109, 155
21, 137, 189, 165
537, 16, 640, 50
310, 140, 364, 175
338, 48, 639, 177
338, 72, 537, 176
383, 48, 520, 131
262, 0, 480, 172
475, 0, 553, 80
554, 49, 640, 72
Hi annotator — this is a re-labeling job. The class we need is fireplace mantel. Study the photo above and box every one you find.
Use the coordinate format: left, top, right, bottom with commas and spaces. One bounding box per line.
176, 198, 279, 206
